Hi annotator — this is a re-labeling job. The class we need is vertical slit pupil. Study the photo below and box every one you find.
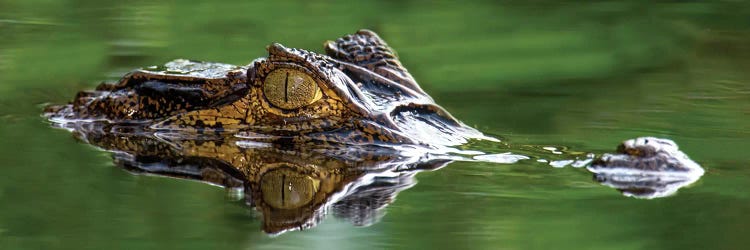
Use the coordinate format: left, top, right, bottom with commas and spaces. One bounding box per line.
284, 72, 289, 103
281, 174, 286, 206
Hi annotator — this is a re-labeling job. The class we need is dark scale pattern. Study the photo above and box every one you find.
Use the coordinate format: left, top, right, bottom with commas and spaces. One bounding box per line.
325, 30, 401, 70
325, 29, 427, 95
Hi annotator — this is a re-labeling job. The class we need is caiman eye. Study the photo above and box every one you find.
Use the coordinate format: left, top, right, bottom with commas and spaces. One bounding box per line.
263, 68, 322, 110
260, 167, 320, 209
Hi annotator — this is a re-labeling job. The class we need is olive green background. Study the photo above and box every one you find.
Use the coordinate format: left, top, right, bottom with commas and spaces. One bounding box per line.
1, 1, 749, 249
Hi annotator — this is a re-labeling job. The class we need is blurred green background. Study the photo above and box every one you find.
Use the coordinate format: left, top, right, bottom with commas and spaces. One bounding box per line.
1, 0, 750, 249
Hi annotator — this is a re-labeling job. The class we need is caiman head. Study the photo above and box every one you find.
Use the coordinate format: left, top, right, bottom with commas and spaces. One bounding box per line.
159, 29, 488, 146
45, 30, 489, 147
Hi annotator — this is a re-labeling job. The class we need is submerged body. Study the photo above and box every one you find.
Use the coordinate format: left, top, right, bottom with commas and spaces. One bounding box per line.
589, 137, 704, 199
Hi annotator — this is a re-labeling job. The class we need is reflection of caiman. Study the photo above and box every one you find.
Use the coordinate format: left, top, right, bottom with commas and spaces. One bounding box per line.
70, 124, 448, 235
44, 30, 705, 234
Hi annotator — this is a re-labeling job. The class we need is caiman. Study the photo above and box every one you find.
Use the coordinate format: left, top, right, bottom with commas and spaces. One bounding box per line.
44, 30, 705, 234
45, 30, 487, 147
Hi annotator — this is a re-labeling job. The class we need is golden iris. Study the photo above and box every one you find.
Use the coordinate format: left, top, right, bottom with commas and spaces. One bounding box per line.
263, 69, 322, 110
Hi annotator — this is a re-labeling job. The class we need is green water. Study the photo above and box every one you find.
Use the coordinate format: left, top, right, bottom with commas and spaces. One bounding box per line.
2, 1, 750, 249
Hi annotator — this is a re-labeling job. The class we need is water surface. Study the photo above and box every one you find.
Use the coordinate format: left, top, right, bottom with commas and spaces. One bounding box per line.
1, 1, 749, 249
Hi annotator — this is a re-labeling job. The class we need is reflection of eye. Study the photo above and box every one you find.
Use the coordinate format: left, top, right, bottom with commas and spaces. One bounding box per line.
260, 168, 320, 209
263, 69, 322, 110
